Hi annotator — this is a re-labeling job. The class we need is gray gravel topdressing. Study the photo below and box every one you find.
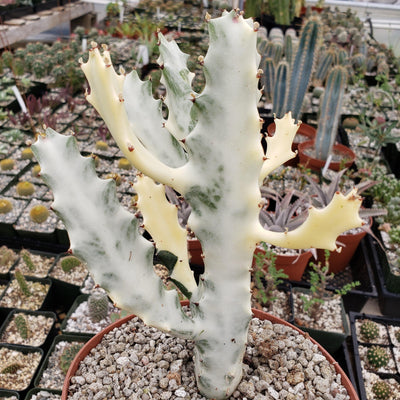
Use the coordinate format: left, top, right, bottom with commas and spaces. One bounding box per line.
67, 316, 351, 400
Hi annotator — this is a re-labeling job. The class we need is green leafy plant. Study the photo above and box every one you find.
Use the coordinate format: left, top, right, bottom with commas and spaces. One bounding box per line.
20, 249, 36, 272
59, 343, 84, 375
252, 243, 288, 307
300, 250, 360, 320
14, 313, 30, 339
14, 267, 32, 297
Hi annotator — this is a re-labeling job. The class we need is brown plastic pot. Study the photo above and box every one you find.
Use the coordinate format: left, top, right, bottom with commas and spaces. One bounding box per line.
62, 303, 359, 400
253, 247, 312, 281
298, 140, 356, 172
267, 122, 316, 167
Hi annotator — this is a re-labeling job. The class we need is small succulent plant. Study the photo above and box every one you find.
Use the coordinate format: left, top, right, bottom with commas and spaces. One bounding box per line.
14, 268, 32, 297
1, 362, 23, 374
59, 343, 83, 375
20, 249, 36, 272
117, 158, 132, 170
14, 313, 30, 339
95, 140, 109, 151
367, 345, 390, 369
360, 320, 380, 341
29, 205, 50, 224
88, 291, 110, 322
0, 158, 15, 171
32, 164, 41, 177
60, 256, 82, 273
0, 199, 13, 214
21, 148, 34, 160
372, 380, 392, 400
0, 246, 16, 266
16, 181, 35, 197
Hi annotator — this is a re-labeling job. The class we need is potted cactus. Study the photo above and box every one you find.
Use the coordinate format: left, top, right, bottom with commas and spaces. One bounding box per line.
32, 11, 362, 399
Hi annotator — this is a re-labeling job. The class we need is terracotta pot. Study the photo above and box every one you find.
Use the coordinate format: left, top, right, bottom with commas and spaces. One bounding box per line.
188, 237, 203, 266
62, 304, 359, 400
316, 219, 371, 274
253, 247, 312, 281
297, 140, 356, 172
267, 122, 316, 167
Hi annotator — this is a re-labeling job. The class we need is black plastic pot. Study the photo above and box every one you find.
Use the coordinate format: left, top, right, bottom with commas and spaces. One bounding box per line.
0, 309, 57, 353
0, 389, 20, 398
382, 142, 400, 179
25, 388, 61, 399
292, 286, 350, 354
0, 343, 43, 397
368, 234, 400, 317
34, 333, 91, 391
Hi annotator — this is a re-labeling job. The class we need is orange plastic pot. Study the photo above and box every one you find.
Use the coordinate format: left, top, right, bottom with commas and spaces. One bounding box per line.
298, 140, 356, 172
62, 303, 359, 400
253, 247, 312, 281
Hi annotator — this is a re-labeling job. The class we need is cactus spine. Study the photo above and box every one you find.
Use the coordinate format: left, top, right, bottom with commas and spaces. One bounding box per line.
272, 61, 289, 118
285, 17, 321, 121
261, 58, 275, 103
32, 11, 363, 399
367, 346, 390, 369
14, 268, 32, 297
59, 343, 83, 374
88, 291, 110, 322
314, 65, 348, 161
20, 249, 36, 272
14, 314, 30, 339
372, 380, 392, 399
360, 320, 379, 341
60, 256, 81, 273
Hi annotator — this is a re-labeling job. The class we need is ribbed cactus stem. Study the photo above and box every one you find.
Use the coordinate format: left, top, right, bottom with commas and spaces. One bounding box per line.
284, 34, 293, 66
269, 0, 291, 25
313, 50, 335, 87
272, 61, 289, 118
314, 65, 348, 161
261, 57, 275, 103
32, 11, 363, 399
286, 17, 321, 121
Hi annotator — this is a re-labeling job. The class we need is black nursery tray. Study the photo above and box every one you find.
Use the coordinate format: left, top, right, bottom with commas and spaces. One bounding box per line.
367, 234, 400, 317
350, 312, 400, 400
296, 237, 377, 313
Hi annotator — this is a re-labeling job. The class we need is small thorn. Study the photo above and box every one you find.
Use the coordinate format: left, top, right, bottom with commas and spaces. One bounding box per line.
198, 55, 204, 65
118, 94, 124, 103
127, 144, 134, 152
194, 302, 199, 306
262, 156, 267, 161
180, 138, 186, 144
254, 21, 260, 32
205, 12, 211, 22
256, 69, 263, 79
78, 57, 83, 65
105, 64, 111, 68
160, 63, 164, 70
162, 122, 166, 128
119, 65, 126, 75
90, 41, 98, 49
94, 284, 100, 288
101, 43, 108, 51
67, 248, 73, 254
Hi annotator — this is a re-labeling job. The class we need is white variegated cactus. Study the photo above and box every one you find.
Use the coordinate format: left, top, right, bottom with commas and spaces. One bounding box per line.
32, 10, 362, 399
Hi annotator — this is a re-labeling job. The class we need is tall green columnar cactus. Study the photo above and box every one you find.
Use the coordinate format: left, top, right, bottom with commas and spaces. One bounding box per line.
32, 11, 362, 399
261, 57, 275, 103
315, 65, 348, 161
272, 60, 289, 118
284, 33, 293, 65
313, 50, 335, 87
285, 17, 321, 121
269, 0, 295, 26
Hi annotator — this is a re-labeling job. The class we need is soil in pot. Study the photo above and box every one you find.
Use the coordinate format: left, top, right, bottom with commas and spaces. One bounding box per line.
63, 309, 357, 400
0, 344, 43, 391
49, 255, 88, 287
25, 388, 61, 400
298, 140, 356, 172
11, 250, 56, 279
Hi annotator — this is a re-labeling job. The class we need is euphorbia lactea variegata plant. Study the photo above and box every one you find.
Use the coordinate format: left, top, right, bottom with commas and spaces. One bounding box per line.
32, 10, 362, 399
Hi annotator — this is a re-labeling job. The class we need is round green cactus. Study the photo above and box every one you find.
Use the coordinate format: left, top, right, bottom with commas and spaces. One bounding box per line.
367, 346, 390, 369
32, 164, 41, 177
16, 181, 35, 197
95, 140, 109, 151
29, 204, 50, 224
60, 256, 82, 273
118, 158, 132, 170
21, 148, 34, 160
88, 291, 110, 322
59, 343, 83, 375
0, 198, 13, 214
360, 320, 380, 341
0, 158, 15, 171
372, 380, 392, 399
